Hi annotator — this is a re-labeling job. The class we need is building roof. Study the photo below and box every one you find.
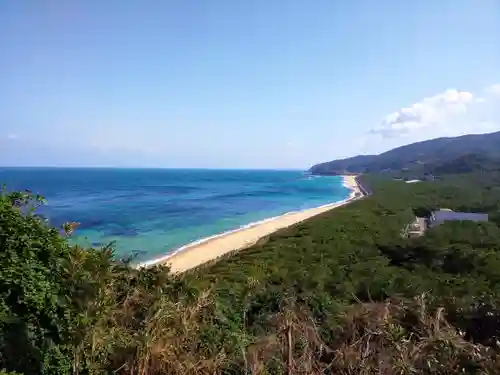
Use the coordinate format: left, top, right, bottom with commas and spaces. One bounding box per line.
431, 210, 489, 225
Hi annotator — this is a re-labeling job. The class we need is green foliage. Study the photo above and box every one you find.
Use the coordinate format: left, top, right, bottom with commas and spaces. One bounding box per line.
0, 189, 75, 374
0, 188, 209, 374
182, 173, 500, 370
3, 169, 500, 373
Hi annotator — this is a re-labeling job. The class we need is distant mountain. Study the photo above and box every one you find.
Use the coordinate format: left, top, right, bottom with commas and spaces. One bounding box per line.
309, 131, 500, 176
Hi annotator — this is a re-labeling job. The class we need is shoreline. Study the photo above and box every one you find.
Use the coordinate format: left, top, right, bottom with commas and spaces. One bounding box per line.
137, 175, 363, 273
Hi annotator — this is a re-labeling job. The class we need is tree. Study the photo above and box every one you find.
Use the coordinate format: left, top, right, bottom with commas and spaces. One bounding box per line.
0, 190, 78, 374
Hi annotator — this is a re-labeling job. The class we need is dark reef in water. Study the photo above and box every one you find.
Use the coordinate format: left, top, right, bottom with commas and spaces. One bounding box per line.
105, 227, 140, 237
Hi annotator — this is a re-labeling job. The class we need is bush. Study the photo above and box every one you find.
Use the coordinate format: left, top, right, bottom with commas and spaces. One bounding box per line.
0, 190, 77, 374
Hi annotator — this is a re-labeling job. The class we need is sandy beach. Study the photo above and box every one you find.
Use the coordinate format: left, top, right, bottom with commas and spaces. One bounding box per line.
139, 175, 363, 273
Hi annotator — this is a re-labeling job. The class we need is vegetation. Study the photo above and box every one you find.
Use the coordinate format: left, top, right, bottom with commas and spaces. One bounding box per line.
3, 167, 500, 373
309, 130, 500, 175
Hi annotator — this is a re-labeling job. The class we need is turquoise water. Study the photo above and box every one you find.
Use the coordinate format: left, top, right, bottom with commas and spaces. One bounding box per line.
0, 168, 349, 263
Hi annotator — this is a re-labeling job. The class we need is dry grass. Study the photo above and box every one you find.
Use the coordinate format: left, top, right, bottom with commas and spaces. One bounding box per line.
72, 266, 230, 375
70, 263, 500, 375
239, 294, 500, 374
328, 294, 499, 374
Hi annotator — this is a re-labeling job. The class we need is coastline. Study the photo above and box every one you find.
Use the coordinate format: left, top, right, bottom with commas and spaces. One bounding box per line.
138, 175, 363, 273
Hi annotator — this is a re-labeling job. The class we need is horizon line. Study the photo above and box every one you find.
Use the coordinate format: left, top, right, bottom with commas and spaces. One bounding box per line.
0, 166, 307, 172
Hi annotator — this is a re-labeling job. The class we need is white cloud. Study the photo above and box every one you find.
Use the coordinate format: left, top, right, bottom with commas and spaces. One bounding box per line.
368, 85, 500, 150
488, 83, 500, 96
371, 89, 475, 138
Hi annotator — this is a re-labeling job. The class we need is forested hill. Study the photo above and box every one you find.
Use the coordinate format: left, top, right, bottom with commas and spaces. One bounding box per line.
309, 130, 500, 175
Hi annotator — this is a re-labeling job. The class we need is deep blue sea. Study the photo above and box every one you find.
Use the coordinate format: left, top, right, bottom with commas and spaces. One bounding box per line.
0, 168, 349, 263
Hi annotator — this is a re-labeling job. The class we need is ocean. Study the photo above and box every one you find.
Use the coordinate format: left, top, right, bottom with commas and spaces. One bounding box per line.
0, 168, 349, 263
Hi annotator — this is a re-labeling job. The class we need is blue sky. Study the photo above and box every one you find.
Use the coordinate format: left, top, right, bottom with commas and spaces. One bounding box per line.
1, 0, 499, 168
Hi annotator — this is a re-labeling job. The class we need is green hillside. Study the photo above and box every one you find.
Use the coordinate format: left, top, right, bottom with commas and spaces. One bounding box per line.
309, 131, 500, 176
3, 169, 500, 373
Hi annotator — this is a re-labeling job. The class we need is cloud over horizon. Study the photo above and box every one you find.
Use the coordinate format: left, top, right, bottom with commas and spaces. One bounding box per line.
370, 84, 500, 142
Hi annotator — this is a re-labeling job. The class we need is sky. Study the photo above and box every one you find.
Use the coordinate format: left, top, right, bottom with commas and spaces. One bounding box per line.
1, 0, 499, 169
